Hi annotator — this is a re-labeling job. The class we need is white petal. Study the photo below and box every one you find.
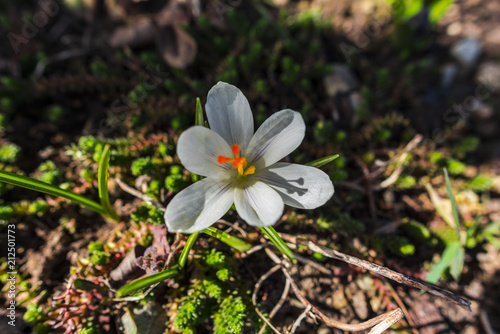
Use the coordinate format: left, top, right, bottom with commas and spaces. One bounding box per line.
206, 82, 254, 151
234, 181, 284, 226
165, 178, 234, 233
257, 162, 334, 209
177, 126, 233, 177
246, 109, 305, 168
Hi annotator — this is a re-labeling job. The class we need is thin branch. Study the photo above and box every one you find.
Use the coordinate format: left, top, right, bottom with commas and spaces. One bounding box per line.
376, 151, 409, 189
367, 309, 405, 334
281, 234, 471, 311
258, 275, 291, 334
383, 280, 419, 334
480, 310, 495, 334
294, 253, 333, 275
289, 304, 312, 334
115, 178, 164, 209
280, 260, 404, 332
252, 264, 282, 334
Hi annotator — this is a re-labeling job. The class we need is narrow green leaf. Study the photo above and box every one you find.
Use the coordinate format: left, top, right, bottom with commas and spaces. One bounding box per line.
178, 232, 199, 268
98, 144, 119, 221
426, 242, 461, 284
450, 246, 465, 280
425, 183, 455, 230
201, 227, 252, 252
305, 154, 339, 168
443, 168, 461, 239
429, 0, 453, 24
0, 170, 108, 217
74, 278, 108, 291
195, 97, 204, 126
483, 232, 500, 251
260, 226, 296, 263
116, 265, 179, 297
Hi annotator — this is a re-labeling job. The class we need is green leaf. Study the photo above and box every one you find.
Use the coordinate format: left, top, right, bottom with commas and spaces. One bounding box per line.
178, 232, 199, 268
425, 182, 455, 231
195, 97, 204, 126
426, 241, 461, 284
116, 265, 179, 297
483, 232, 500, 250
429, 0, 453, 24
74, 278, 108, 291
98, 144, 119, 221
305, 154, 339, 168
0, 171, 109, 218
402, 0, 424, 19
201, 227, 252, 252
443, 168, 461, 239
260, 226, 296, 263
450, 246, 465, 280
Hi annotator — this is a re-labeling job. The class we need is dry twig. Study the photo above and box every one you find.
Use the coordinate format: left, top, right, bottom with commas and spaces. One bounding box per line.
252, 264, 282, 334
115, 178, 164, 209
269, 250, 405, 332
281, 234, 471, 311
288, 304, 312, 334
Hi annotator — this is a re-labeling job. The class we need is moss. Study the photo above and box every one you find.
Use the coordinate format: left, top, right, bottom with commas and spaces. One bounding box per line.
0, 143, 21, 163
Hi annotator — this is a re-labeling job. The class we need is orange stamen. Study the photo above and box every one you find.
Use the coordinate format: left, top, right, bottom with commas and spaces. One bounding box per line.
231, 144, 240, 158
217, 156, 233, 164
217, 144, 255, 176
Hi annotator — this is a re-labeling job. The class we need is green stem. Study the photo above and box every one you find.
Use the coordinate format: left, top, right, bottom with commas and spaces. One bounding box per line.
260, 226, 296, 263
178, 232, 200, 268
202, 227, 252, 252
0, 171, 110, 218
98, 144, 120, 221
305, 154, 339, 168
116, 265, 180, 297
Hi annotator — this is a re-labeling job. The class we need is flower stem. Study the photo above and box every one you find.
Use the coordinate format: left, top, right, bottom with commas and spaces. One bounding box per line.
201, 227, 252, 252
116, 265, 180, 297
0, 170, 110, 218
260, 226, 296, 263
178, 232, 200, 268
98, 144, 120, 221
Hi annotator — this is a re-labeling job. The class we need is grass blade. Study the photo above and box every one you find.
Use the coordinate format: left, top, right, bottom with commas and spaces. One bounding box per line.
202, 227, 252, 252
178, 232, 199, 268
260, 226, 296, 263
443, 168, 461, 238
305, 154, 339, 168
0, 170, 108, 217
98, 144, 119, 221
116, 265, 180, 297
426, 241, 461, 284
195, 97, 204, 126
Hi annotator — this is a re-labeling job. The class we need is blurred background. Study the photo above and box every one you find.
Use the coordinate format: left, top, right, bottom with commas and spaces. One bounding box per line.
1, 0, 500, 333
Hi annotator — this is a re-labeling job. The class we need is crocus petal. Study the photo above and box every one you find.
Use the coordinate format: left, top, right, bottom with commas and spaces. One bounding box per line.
257, 162, 334, 209
177, 126, 233, 177
246, 109, 305, 168
165, 178, 234, 233
206, 82, 254, 152
234, 181, 284, 226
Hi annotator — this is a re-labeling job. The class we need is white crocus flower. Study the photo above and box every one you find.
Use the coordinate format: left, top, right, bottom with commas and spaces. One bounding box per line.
165, 82, 334, 233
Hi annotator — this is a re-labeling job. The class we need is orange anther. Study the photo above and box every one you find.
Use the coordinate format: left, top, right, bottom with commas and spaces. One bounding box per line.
231, 144, 240, 157
217, 144, 255, 176
217, 156, 233, 164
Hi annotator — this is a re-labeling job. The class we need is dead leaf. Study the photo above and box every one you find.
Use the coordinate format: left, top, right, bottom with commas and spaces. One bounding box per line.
157, 24, 197, 68
109, 245, 146, 286
109, 18, 156, 48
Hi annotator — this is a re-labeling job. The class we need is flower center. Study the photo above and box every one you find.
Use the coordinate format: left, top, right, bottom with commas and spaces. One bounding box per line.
217, 144, 256, 176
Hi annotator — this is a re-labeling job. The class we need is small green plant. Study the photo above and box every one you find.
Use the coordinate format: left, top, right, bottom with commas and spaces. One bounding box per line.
426, 169, 465, 283
0, 143, 21, 163
0, 145, 119, 220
